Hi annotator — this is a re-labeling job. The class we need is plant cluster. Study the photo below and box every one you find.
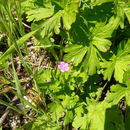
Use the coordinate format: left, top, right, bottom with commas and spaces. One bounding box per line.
0, 0, 130, 129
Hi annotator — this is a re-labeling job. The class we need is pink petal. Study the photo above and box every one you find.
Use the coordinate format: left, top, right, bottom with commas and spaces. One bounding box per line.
58, 61, 69, 72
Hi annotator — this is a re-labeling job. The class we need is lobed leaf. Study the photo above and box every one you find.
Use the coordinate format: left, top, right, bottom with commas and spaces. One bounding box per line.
101, 40, 130, 82
106, 84, 130, 106
86, 99, 124, 130
82, 45, 100, 75
26, 6, 54, 22
64, 44, 88, 66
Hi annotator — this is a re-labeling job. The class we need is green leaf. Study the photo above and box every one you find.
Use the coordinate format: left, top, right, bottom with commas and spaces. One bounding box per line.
90, 0, 114, 6
101, 40, 130, 82
64, 110, 73, 125
35, 69, 52, 87
21, 0, 36, 12
114, 55, 130, 83
117, 39, 130, 57
125, 7, 130, 24
73, 114, 87, 129
49, 103, 64, 122
64, 44, 88, 66
72, 105, 87, 129
106, 84, 130, 106
62, 95, 79, 109
92, 37, 111, 52
91, 17, 119, 52
101, 55, 130, 83
82, 46, 100, 75
123, 2, 130, 24
39, 10, 62, 38
64, 10, 118, 76
86, 100, 124, 130
123, 65, 130, 87
100, 56, 116, 81
86, 99, 111, 130
26, 6, 54, 22
116, 3, 125, 29
62, 0, 79, 30
91, 16, 119, 39
31, 114, 61, 130
24, 0, 79, 39
116, 1, 130, 27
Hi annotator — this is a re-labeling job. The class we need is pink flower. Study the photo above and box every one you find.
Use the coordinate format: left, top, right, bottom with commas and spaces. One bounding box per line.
58, 61, 69, 72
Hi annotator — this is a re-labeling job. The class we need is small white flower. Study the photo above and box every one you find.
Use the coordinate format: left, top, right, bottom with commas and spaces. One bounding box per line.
23, 96, 33, 109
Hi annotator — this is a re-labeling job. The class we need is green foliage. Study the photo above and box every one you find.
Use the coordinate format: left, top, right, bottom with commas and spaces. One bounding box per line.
101, 40, 130, 82
106, 84, 130, 106
31, 114, 62, 130
85, 100, 125, 130
72, 105, 87, 129
64, 44, 88, 66
19, 114, 62, 130
26, 4, 54, 22
1, 0, 130, 129
116, 0, 130, 28
89, 0, 114, 6
22, 0, 80, 40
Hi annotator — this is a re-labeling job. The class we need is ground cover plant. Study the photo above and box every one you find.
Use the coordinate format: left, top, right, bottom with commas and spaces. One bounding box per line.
0, 0, 130, 129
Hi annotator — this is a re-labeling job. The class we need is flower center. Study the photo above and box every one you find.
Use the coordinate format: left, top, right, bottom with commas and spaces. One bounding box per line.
61, 65, 66, 68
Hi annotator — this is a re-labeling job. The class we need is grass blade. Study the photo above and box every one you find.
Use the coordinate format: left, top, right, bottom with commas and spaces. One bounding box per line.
0, 98, 24, 114
0, 30, 37, 62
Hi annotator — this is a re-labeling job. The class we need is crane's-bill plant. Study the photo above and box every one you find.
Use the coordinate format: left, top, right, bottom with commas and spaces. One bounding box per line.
0, 0, 130, 129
